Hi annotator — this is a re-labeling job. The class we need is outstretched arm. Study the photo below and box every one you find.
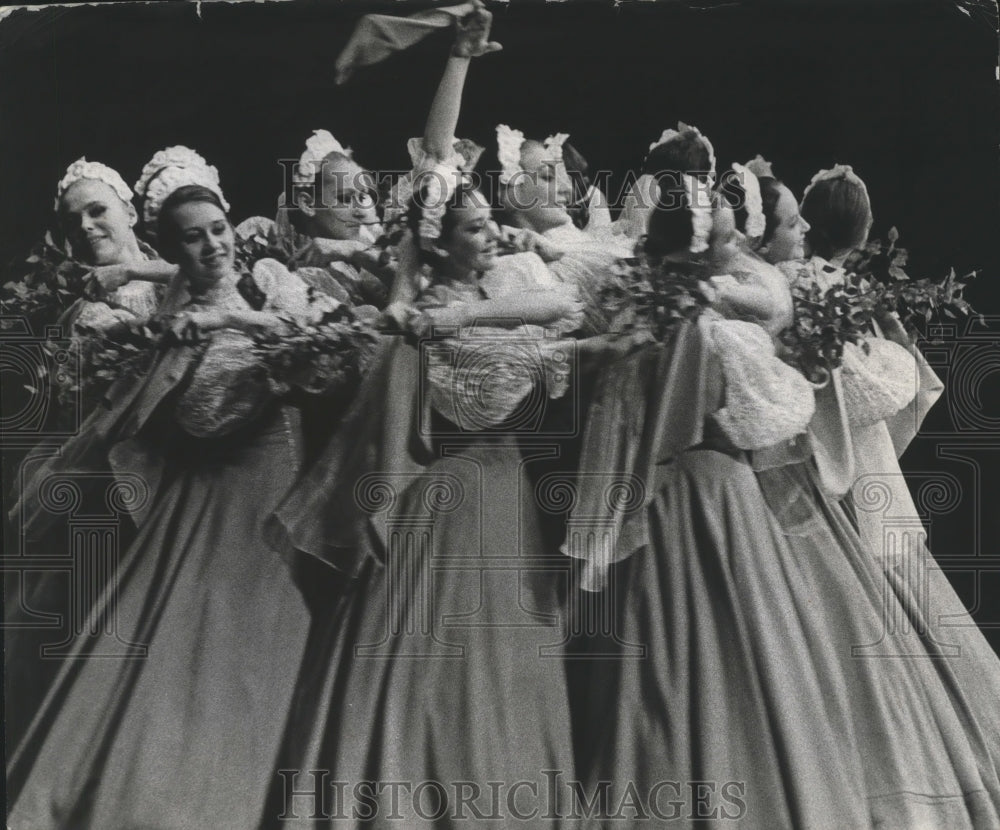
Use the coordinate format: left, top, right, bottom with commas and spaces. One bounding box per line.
419, 290, 582, 329
85, 260, 179, 298
422, 0, 501, 161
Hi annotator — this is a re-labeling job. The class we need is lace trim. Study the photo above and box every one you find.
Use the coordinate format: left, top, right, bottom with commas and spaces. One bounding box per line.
708, 319, 815, 449
841, 337, 918, 427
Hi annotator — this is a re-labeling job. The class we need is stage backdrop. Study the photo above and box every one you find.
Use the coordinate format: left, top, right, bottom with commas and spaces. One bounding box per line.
2, 0, 999, 646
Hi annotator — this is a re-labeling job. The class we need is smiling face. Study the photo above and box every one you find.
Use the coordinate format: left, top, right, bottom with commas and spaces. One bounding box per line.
761, 184, 810, 264
502, 140, 573, 233
163, 199, 235, 288
304, 154, 378, 241
58, 179, 139, 265
438, 189, 500, 279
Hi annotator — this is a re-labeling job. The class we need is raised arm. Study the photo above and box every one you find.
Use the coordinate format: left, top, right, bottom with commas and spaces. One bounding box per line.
422, 0, 501, 161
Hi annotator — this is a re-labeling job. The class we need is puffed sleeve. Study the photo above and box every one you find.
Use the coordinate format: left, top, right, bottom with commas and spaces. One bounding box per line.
252, 257, 340, 322
407, 136, 470, 175
839, 337, 919, 428
478, 251, 585, 335
707, 317, 816, 450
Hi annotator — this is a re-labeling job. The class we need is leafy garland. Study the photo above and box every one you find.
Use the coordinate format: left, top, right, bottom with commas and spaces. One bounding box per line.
251, 305, 380, 396
56, 318, 197, 412
1, 234, 167, 337
233, 229, 296, 273
779, 275, 878, 384
780, 228, 980, 384
1, 232, 94, 331
599, 254, 715, 341
65, 303, 380, 408
842, 228, 981, 332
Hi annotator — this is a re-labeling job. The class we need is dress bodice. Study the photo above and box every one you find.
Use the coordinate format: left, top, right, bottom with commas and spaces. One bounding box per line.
415, 258, 575, 430
171, 260, 335, 438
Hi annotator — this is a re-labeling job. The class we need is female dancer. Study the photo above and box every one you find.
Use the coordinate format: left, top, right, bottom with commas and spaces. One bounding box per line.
53, 157, 174, 332
570, 175, 1000, 828
263, 176, 582, 830
262, 8, 587, 826
782, 163, 1000, 770
235, 129, 389, 307
9, 179, 336, 830
611, 122, 717, 242
719, 155, 811, 265
4, 157, 175, 756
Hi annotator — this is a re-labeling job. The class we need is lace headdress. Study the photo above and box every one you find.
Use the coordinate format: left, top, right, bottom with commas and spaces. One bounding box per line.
684, 173, 713, 254
646, 122, 717, 179
294, 130, 353, 185
135, 145, 229, 229
744, 154, 775, 180
729, 162, 766, 240
54, 158, 134, 214
496, 124, 569, 185
801, 164, 870, 205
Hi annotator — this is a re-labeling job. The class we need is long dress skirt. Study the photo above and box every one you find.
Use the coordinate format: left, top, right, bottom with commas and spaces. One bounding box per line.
9, 407, 312, 830
576, 338, 1000, 830
262, 432, 576, 829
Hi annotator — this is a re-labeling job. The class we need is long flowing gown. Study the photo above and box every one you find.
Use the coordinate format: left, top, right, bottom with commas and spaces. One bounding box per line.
567, 258, 1000, 828
263, 256, 579, 829
782, 254, 1000, 782
8, 261, 329, 830
4, 244, 167, 758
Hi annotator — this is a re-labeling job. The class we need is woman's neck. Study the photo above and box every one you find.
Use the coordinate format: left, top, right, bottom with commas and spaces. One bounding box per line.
439, 258, 478, 286
186, 267, 238, 297
101, 231, 146, 267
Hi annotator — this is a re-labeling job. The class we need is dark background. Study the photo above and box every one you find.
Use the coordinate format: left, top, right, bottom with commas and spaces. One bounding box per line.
2, 0, 1000, 649
1, 0, 998, 286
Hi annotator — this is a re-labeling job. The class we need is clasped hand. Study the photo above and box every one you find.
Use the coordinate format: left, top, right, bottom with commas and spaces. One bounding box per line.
83, 264, 132, 301
168, 310, 231, 342
452, 0, 502, 58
